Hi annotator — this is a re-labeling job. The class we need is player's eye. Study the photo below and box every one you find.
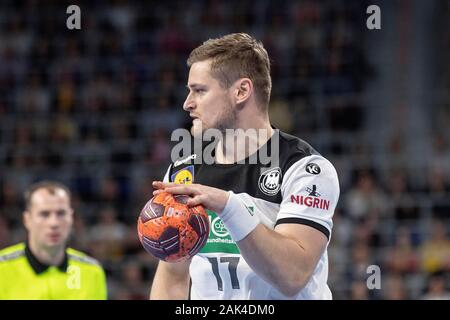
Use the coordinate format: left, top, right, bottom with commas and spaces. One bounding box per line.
39, 211, 50, 218
193, 88, 206, 94
56, 210, 67, 217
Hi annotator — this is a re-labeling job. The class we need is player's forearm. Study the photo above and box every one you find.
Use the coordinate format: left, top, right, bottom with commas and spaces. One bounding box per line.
150, 282, 189, 299
150, 264, 190, 299
236, 224, 315, 296
219, 193, 316, 296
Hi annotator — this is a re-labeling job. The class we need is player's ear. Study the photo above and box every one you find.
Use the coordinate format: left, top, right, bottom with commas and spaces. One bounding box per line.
234, 78, 253, 107
23, 210, 31, 231
69, 208, 75, 220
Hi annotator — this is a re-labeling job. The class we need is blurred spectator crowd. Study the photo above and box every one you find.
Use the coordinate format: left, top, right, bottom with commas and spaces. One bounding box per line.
0, 0, 448, 299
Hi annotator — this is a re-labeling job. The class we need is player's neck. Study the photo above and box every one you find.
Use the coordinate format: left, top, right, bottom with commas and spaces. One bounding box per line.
215, 117, 273, 164
28, 238, 65, 267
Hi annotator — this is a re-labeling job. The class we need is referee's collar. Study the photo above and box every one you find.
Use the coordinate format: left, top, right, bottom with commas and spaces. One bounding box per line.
25, 242, 69, 274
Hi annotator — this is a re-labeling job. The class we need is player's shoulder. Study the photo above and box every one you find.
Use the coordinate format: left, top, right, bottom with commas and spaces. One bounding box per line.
170, 136, 210, 165
66, 248, 103, 268
277, 130, 338, 179
167, 135, 200, 166
278, 130, 318, 161
166, 136, 212, 183
0, 243, 26, 263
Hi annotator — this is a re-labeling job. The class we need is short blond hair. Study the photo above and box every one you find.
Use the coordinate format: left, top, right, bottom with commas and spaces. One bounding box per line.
187, 33, 272, 109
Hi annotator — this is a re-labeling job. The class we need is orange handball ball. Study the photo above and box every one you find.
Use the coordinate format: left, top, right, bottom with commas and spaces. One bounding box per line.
137, 191, 210, 263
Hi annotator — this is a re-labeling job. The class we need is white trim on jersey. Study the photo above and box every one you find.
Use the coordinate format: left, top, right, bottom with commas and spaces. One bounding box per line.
162, 165, 171, 183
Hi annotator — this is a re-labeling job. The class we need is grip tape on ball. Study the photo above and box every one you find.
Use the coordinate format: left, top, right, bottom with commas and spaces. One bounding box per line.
220, 191, 260, 242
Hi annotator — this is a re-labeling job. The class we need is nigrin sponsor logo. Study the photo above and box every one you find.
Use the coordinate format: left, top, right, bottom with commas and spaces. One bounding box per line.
290, 194, 330, 211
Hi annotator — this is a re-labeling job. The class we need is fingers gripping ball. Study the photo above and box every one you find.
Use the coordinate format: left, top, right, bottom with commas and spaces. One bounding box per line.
137, 191, 210, 262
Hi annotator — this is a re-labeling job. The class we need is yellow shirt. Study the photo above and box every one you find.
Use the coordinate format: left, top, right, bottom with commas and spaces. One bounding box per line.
0, 242, 107, 300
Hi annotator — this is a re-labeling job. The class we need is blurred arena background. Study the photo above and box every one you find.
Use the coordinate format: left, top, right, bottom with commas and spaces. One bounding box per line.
0, 0, 449, 299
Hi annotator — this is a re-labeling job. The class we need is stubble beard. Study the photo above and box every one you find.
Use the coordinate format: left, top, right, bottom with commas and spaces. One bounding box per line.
213, 100, 237, 135
191, 100, 237, 138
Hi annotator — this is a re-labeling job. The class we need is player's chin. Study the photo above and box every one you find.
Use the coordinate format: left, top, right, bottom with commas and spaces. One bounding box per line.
191, 122, 206, 137
44, 234, 66, 247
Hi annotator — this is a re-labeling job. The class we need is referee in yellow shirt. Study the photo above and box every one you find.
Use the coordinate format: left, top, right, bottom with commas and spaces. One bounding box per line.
0, 181, 107, 300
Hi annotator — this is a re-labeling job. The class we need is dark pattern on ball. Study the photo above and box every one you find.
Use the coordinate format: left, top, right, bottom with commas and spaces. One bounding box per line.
137, 191, 210, 262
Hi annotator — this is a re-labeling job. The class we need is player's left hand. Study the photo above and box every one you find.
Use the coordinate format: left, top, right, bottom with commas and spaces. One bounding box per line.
152, 181, 230, 213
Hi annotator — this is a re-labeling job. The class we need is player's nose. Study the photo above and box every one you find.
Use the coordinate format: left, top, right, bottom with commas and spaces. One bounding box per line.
183, 93, 195, 111
48, 213, 61, 228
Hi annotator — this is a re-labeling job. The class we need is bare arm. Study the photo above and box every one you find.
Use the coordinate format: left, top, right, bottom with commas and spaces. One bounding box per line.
150, 259, 191, 300
149, 165, 191, 300
236, 223, 328, 296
